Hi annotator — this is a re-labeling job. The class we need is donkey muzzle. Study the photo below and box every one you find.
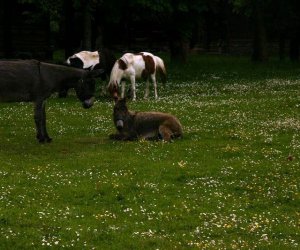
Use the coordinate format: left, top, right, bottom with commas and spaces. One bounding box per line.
82, 97, 94, 109
116, 120, 124, 130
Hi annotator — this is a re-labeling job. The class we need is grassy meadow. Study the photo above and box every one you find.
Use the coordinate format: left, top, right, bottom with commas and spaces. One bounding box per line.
0, 55, 299, 249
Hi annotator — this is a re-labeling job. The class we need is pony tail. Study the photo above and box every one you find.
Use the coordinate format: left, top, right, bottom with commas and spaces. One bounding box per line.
155, 57, 167, 84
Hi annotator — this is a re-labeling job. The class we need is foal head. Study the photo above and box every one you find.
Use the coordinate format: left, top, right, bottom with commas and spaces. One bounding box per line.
113, 98, 129, 131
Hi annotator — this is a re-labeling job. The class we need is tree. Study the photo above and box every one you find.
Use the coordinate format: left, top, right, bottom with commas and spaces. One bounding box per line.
125, 0, 207, 63
231, 0, 268, 62
1, 0, 14, 58
251, 0, 267, 61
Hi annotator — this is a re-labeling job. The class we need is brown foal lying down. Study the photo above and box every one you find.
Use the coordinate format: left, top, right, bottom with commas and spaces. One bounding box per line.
110, 98, 182, 142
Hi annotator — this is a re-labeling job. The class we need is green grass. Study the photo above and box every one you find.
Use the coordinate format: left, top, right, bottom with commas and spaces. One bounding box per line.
0, 55, 299, 249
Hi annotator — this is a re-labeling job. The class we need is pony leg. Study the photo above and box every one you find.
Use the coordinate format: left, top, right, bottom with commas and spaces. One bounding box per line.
130, 76, 136, 101
144, 79, 149, 99
121, 81, 126, 98
151, 75, 158, 99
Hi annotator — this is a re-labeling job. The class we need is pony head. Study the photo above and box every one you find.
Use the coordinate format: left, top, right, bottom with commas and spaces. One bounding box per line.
108, 81, 119, 102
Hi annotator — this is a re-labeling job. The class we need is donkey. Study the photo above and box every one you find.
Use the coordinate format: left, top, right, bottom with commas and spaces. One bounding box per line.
0, 59, 102, 143
110, 98, 182, 142
108, 52, 167, 101
62, 49, 116, 97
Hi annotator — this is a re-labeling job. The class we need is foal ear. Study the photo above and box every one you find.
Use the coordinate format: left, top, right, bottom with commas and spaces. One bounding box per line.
85, 69, 105, 78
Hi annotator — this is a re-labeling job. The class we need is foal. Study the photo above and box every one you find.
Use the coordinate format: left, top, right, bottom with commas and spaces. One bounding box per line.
110, 98, 182, 142
108, 52, 167, 101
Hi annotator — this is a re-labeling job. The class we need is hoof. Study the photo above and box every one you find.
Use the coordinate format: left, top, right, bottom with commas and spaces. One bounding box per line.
37, 136, 52, 143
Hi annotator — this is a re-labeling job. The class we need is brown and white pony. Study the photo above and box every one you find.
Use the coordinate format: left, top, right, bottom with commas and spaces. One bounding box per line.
108, 52, 167, 101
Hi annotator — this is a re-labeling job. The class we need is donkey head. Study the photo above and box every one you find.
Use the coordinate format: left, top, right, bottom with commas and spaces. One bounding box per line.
113, 98, 129, 131
75, 69, 104, 109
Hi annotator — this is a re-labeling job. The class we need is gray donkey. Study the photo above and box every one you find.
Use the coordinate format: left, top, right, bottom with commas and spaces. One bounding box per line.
0, 59, 102, 142
110, 98, 183, 141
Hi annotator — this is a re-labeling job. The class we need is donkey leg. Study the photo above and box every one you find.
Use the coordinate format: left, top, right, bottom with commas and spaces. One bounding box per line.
34, 101, 47, 143
41, 102, 52, 142
158, 125, 173, 142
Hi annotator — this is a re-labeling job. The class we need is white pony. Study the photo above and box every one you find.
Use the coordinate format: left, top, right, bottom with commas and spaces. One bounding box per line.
108, 52, 167, 101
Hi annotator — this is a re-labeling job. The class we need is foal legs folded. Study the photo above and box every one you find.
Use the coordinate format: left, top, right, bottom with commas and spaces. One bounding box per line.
34, 100, 52, 143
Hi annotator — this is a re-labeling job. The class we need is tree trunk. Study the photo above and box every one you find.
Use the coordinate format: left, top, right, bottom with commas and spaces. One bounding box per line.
3, 0, 13, 58
82, 1, 92, 50
252, 1, 268, 62
289, 34, 300, 61
45, 14, 53, 60
170, 39, 189, 63
279, 33, 285, 61
219, 0, 231, 54
204, 12, 213, 52
168, 10, 189, 63
64, 0, 77, 57
94, 25, 104, 50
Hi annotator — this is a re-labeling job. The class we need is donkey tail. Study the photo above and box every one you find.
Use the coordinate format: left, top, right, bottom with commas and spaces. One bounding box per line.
155, 56, 167, 84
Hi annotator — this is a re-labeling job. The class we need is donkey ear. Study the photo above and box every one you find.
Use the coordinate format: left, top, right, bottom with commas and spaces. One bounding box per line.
85, 69, 105, 78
